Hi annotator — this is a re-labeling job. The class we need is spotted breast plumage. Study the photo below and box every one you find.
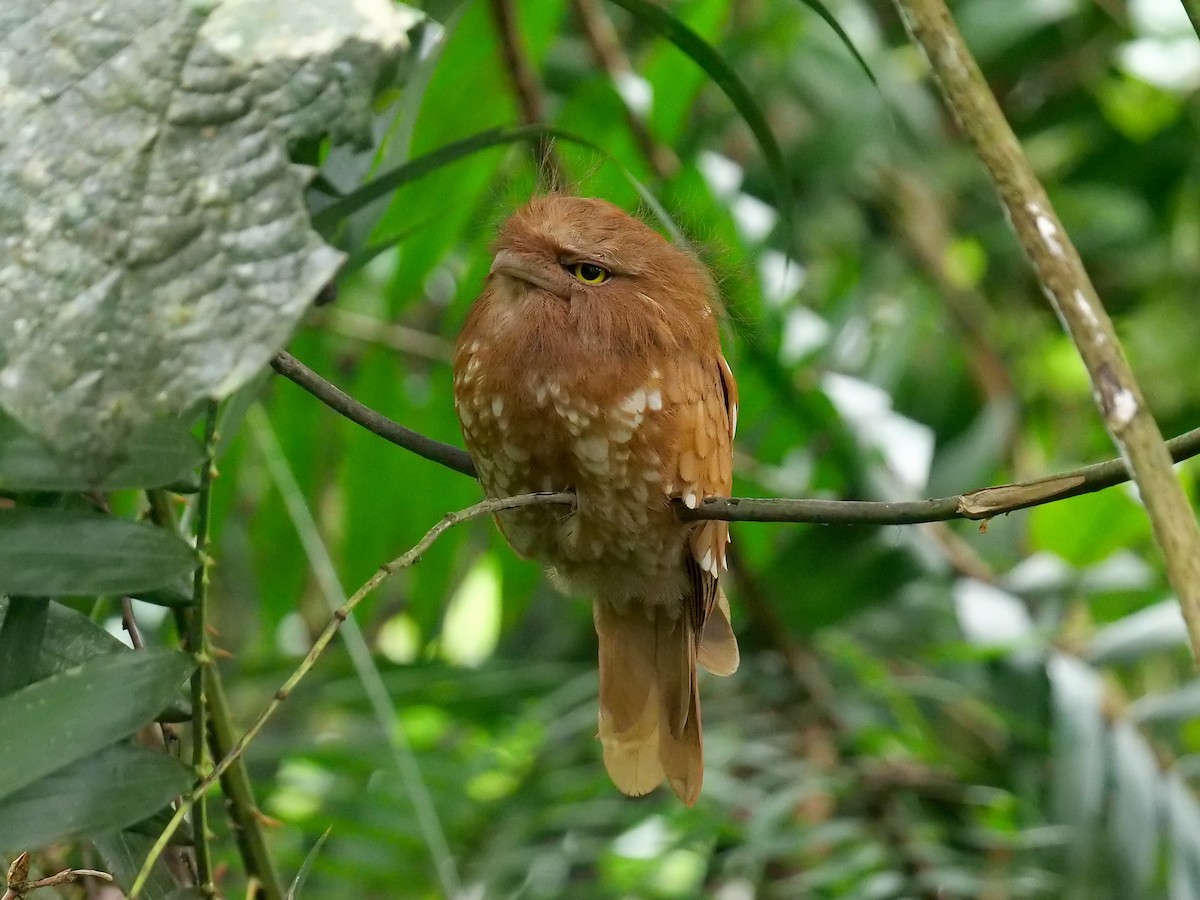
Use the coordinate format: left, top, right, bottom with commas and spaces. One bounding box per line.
452, 195, 739, 804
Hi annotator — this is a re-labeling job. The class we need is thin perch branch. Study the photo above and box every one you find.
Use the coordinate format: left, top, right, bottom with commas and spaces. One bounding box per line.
129, 491, 575, 899
894, 0, 1200, 661
270, 350, 1200, 526
270, 352, 475, 477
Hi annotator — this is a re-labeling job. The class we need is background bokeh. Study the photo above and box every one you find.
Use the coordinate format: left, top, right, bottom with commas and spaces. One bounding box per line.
205, 0, 1200, 896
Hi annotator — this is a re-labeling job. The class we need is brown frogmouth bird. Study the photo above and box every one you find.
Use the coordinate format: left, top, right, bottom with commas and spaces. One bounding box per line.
452, 195, 738, 804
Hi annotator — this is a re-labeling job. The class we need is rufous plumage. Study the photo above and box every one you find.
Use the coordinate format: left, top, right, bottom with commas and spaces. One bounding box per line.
452, 195, 739, 804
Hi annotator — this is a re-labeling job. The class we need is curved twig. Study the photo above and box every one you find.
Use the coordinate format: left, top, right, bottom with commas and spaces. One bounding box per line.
270, 350, 1200, 526
270, 352, 475, 477
130, 491, 575, 898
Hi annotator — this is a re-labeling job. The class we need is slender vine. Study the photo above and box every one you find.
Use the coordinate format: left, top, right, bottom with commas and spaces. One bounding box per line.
187, 401, 220, 896
129, 491, 575, 898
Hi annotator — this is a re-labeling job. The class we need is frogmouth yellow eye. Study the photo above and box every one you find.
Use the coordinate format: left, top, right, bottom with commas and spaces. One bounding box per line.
567, 262, 612, 285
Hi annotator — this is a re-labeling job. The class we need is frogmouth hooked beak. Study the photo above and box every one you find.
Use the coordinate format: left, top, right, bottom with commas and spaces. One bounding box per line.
489, 249, 566, 298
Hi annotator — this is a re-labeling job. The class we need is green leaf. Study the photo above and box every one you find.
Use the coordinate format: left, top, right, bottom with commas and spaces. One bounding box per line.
0, 598, 174, 704
603, 0, 792, 243
0, 508, 197, 597
94, 829, 182, 900
0, 743, 190, 853
788, 0, 880, 91
129, 578, 198, 609
312, 124, 607, 230
288, 827, 333, 900
0, 412, 203, 491
0, 0, 422, 474
0, 648, 194, 800
0, 597, 122, 673
1028, 487, 1151, 566
0, 597, 48, 695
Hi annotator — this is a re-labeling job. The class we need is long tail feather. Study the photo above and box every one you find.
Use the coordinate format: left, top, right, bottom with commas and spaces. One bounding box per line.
594, 602, 704, 805
698, 589, 739, 676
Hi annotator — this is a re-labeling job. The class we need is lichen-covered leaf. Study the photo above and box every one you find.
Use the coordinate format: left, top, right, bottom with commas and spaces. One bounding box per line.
0, 0, 420, 475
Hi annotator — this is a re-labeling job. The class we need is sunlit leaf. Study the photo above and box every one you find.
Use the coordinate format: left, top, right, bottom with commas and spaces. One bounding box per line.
1089, 600, 1188, 665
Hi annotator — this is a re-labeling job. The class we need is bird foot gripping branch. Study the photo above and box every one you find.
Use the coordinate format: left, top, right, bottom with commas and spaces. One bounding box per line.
452, 195, 740, 804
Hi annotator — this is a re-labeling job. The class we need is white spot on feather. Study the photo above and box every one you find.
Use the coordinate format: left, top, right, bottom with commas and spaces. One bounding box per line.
575, 436, 609, 463
683, 490, 698, 509
503, 442, 530, 462
491, 396, 504, 417
620, 388, 647, 414
700, 548, 714, 574
730, 403, 738, 437
647, 389, 663, 411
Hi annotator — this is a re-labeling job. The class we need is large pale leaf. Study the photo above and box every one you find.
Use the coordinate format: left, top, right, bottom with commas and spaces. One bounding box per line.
0, 648, 193, 799
0, 0, 420, 474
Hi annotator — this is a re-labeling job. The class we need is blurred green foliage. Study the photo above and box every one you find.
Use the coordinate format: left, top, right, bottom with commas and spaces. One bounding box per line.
4, 0, 1200, 897
217, 0, 1200, 897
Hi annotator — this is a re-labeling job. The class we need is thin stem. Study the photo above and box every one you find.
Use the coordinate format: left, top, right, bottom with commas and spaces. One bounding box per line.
310, 308, 453, 362
128, 489, 575, 899
247, 405, 463, 899
188, 401, 220, 896
894, 0, 1200, 661
205, 666, 285, 900
270, 349, 1200, 526
120, 597, 145, 650
270, 352, 475, 477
